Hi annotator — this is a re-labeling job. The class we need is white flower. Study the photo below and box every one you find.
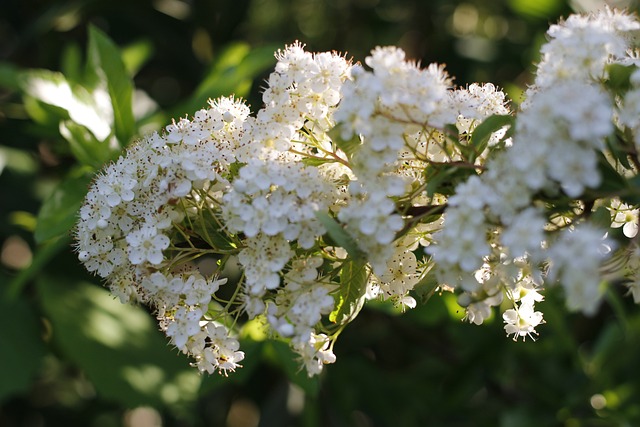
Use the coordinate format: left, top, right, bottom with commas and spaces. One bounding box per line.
126, 227, 170, 265
609, 199, 639, 238
292, 333, 336, 377
503, 302, 544, 341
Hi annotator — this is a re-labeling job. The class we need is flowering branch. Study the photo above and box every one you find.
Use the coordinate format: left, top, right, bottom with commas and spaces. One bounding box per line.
75, 8, 640, 377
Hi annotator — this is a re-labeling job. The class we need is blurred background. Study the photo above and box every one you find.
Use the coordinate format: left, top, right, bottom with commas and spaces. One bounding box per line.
2, 0, 640, 426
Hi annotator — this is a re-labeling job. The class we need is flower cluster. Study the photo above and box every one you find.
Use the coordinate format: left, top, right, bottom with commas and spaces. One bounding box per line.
430, 7, 640, 331
76, 8, 640, 377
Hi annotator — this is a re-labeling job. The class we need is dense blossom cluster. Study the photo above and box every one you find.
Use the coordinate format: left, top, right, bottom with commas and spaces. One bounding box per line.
76, 8, 640, 376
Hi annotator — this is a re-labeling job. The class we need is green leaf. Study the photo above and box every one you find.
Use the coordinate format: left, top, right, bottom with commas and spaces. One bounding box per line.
315, 211, 365, 261
507, 0, 562, 19
328, 124, 361, 159
469, 114, 513, 160
60, 120, 118, 168
61, 42, 83, 83
329, 259, 368, 324
174, 42, 278, 117
624, 175, 640, 206
88, 25, 135, 146
34, 168, 94, 243
0, 293, 47, 402
36, 276, 202, 411
424, 164, 476, 197
591, 206, 612, 229
190, 208, 237, 251
301, 156, 334, 167
20, 69, 113, 140
121, 39, 155, 77
19, 70, 72, 124
412, 273, 440, 305
594, 152, 629, 195
606, 129, 634, 170
607, 63, 635, 96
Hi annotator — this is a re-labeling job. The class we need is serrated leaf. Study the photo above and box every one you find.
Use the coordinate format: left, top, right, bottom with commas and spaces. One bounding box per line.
88, 25, 135, 146
35, 169, 93, 243
0, 293, 47, 402
329, 260, 368, 324
315, 211, 365, 261
60, 120, 117, 168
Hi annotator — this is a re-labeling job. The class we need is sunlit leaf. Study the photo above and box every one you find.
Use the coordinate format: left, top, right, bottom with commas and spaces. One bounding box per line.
20, 69, 113, 140
60, 120, 118, 168
329, 259, 368, 324
507, 0, 562, 19
88, 25, 136, 146
37, 276, 201, 411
